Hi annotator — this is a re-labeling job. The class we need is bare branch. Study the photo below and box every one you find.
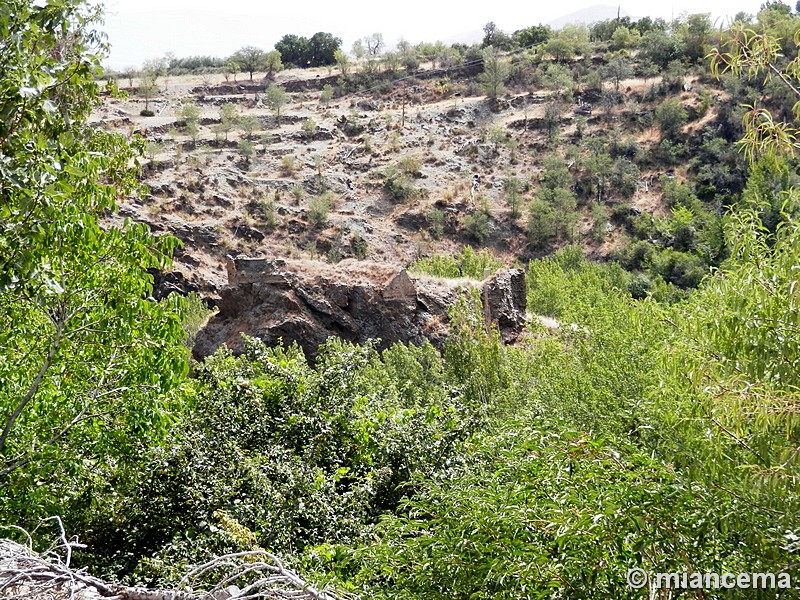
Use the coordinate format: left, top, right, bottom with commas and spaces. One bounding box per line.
0, 527, 357, 600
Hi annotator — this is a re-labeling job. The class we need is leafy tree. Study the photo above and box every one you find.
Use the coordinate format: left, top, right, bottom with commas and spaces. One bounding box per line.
591, 202, 609, 241
503, 175, 523, 218
481, 21, 512, 50
603, 55, 633, 91
275, 34, 310, 67
334, 49, 350, 76
264, 50, 283, 78
545, 37, 574, 62
320, 84, 334, 107
542, 100, 564, 139
511, 24, 551, 48
638, 28, 684, 68
351, 39, 366, 60
677, 13, 713, 63
0, 0, 185, 523
223, 59, 240, 82
540, 62, 573, 96
478, 46, 509, 102
239, 115, 260, 139
264, 84, 287, 124
231, 45, 267, 80
139, 59, 164, 113
546, 24, 590, 61
609, 25, 640, 50
654, 97, 688, 141
527, 198, 557, 248
308, 32, 342, 67
218, 103, 239, 141
610, 157, 641, 198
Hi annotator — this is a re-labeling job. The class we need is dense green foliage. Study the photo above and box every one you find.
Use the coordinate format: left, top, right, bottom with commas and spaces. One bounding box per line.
3, 2, 800, 599
0, 0, 186, 524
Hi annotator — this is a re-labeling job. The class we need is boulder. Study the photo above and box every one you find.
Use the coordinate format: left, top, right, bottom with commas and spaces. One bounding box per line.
193, 257, 527, 360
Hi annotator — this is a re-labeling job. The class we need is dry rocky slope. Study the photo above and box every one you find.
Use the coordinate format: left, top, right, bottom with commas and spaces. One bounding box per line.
95, 65, 712, 353
194, 256, 527, 360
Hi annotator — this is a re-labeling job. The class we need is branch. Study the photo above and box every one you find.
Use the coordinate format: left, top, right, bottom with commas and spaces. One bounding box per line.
768, 62, 800, 100
0, 349, 120, 481
0, 307, 66, 455
0, 534, 357, 600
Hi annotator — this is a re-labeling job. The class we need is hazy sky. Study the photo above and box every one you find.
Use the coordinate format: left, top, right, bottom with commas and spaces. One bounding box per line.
100, 0, 766, 69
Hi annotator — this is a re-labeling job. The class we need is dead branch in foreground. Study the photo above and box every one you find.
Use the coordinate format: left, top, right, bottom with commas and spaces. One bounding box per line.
0, 525, 356, 600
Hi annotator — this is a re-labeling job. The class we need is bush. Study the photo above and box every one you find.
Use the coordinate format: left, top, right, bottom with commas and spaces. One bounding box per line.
140, 109, 155, 117
307, 192, 332, 228
426, 208, 445, 239
462, 211, 490, 243
397, 156, 422, 176
350, 233, 368, 259
411, 246, 502, 279
383, 167, 419, 202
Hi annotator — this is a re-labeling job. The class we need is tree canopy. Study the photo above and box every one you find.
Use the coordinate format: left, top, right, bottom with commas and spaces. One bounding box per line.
275, 32, 342, 68
0, 0, 186, 518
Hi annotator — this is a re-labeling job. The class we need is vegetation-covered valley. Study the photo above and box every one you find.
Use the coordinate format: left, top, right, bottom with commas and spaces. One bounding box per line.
2, 0, 800, 598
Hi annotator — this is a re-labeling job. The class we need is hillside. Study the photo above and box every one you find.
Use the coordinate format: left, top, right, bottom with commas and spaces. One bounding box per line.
97, 54, 735, 303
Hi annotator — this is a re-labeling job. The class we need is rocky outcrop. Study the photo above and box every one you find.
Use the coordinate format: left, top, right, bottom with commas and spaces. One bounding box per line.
193, 257, 527, 360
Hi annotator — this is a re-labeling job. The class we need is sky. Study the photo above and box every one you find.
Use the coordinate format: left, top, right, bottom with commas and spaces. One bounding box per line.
99, 0, 766, 70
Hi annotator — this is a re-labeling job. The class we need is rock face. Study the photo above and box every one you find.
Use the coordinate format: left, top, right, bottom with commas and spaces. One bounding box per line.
193, 257, 527, 360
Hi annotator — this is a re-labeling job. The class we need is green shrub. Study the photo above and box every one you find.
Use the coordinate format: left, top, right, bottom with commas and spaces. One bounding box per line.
411, 246, 502, 279
350, 233, 368, 259
383, 167, 418, 202
426, 208, 445, 239
307, 192, 332, 228
462, 211, 490, 243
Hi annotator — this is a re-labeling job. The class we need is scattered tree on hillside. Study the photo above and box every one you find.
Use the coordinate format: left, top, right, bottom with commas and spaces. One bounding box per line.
264, 50, 283, 78
604, 55, 633, 91
218, 103, 239, 141
609, 25, 641, 50
138, 59, 163, 114
275, 33, 341, 68
546, 24, 590, 61
223, 59, 240, 82
511, 24, 551, 48
482, 22, 512, 50
275, 34, 311, 67
231, 45, 267, 80
120, 65, 136, 87
655, 97, 688, 141
363, 33, 385, 57
265, 84, 287, 124
479, 46, 509, 102
334, 49, 350, 76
